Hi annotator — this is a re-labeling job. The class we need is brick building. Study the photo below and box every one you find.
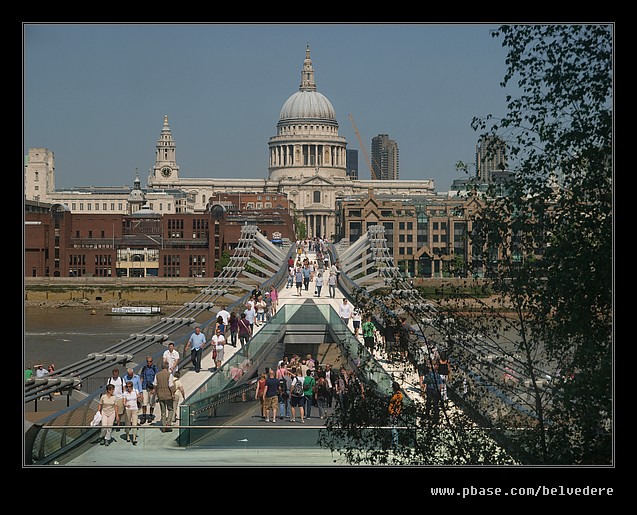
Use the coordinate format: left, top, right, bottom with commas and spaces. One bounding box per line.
336, 190, 483, 278
24, 200, 295, 278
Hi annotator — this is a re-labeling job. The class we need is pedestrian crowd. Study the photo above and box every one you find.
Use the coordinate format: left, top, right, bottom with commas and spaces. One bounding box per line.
254, 353, 365, 424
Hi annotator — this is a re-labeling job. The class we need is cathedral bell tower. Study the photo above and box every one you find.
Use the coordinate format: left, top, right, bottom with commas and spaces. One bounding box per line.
149, 115, 180, 186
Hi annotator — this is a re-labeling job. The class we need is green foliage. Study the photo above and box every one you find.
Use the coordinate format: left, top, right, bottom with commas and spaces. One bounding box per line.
294, 216, 306, 240
215, 250, 231, 271
318, 25, 612, 465
469, 24, 613, 464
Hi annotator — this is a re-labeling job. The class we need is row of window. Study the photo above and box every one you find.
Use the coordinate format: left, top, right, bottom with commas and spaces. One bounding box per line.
63, 202, 172, 212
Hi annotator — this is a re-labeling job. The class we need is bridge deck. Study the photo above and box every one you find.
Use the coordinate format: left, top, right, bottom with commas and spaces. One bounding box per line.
60, 252, 424, 466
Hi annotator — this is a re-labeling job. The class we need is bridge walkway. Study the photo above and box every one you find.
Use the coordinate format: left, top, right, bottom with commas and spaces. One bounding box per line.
60, 251, 422, 466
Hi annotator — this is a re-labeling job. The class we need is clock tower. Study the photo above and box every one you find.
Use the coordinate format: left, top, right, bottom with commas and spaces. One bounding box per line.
149, 115, 180, 186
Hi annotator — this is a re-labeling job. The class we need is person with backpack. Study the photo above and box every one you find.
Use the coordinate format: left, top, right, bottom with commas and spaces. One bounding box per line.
289, 367, 306, 423
106, 368, 126, 429
277, 367, 291, 419
139, 356, 158, 424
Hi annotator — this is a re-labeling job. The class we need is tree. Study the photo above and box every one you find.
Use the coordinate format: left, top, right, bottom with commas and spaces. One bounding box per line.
318, 24, 612, 465
468, 24, 612, 464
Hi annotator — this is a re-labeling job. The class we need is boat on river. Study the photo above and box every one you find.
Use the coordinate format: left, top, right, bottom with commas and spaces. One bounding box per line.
107, 306, 162, 316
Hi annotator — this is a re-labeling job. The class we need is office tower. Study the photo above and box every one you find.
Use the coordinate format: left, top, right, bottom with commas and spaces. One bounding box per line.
475, 136, 507, 183
346, 149, 359, 179
371, 134, 399, 180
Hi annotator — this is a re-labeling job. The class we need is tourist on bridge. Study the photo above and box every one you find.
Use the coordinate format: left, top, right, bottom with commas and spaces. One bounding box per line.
302, 263, 311, 291
162, 341, 180, 374
423, 365, 443, 424
255, 372, 267, 419
97, 383, 119, 446
362, 315, 377, 353
314, 270, 323, 297
255, 296, 267, 326
295, 267, 303, 296
228, 312, 239, 347
289, 367, 306, 423
277, 366, 291, 419
185, 326, 206, 374
338, 298, 353, 326
140, 356, 158, 424
303, 369, 317, 419
211, 327, 225, 371
238, 312, 252, 347
263, 369, 280, 423
244, 302, 256, 332
327, 272, 337, 298
215, 305, 230, 326
155, 361, 176, 432
122, 380, 141, 445
286, 265, 294, 288
388, 381, 404, 448
123, 368, 143, 395
269, 285, 278, 314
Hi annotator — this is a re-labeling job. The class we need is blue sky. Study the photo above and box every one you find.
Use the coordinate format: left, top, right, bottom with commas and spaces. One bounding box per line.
23, 23, 512, 191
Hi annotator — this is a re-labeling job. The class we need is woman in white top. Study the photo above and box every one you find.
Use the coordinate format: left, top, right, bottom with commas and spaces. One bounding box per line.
315, 271, 324, 297
121, 381, 141, 445
97, 384, 120, 446
173, 372, 186, 421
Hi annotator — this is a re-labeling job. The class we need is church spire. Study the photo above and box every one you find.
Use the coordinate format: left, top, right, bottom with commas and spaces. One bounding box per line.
299, 44, 317, 92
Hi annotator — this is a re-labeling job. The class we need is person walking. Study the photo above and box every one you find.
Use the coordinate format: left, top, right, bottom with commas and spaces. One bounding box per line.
154, 361, 176, 432
122, 380, 141, 445
162, 341, 180, 374
316, 375, 329, 419
302, 263, 311, 291
139, 357, 158, 424
314, 271, 323, 297
173, 371, 186, 420
437, 352, 451, 401
338, 298, 353, 326
328, 272, 337, 298
295, 267, 303, 296
424, 365, 443, 423
255, 372, 267, 420
244, 303, 256, 333
106, 368, 126, 429
211, 327, 225, 371
122, 367, 143, 394
269, 285, 278, 315
228, 312, 239, 347
388, 381, 404, 448
324, 364, 336, 408
289, 367, 305, 423
303, 368, 316, 419
352, 307, 362, 337
263, 369, 280, 423
277, 367, 291, 420
255, 296, 267, 326
97, 383, 119, 446
185, 325, 206, 373
238, 312, 252, 348
362, 315, 377, 352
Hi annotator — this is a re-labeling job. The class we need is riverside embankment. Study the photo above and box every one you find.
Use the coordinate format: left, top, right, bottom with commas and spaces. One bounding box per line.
23, 276, 247, 310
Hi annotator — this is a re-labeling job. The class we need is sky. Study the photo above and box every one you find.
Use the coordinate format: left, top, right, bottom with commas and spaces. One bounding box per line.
23, 23, 513, 192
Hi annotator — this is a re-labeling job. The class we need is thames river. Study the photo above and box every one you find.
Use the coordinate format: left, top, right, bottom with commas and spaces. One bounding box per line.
24, 306, 156, 371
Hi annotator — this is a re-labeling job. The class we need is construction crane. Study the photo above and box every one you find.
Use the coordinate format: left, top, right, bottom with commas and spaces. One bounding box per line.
348, 113, 379, 180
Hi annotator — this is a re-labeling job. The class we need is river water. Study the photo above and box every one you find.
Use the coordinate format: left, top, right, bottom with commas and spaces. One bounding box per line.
24, 306, 157, 371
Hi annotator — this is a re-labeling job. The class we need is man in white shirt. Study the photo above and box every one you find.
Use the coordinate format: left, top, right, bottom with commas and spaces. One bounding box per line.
162, 341, 180, 373
216, 306, 230, 325
338, 298, 353, 326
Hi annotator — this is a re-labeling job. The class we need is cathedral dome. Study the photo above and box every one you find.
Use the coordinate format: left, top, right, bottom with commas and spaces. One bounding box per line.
279, 90, 336, 122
